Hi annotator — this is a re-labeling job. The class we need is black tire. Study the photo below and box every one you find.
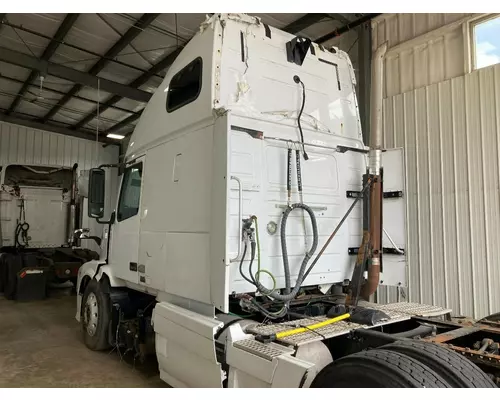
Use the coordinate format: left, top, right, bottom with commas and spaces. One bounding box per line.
311, 349, 450, 388
381, 340, 497, 388
81, 279, 111, 351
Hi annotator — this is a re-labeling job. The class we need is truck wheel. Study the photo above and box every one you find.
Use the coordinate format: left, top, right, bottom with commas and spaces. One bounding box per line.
381, 340, 497, 388
310, 349, 450, 388
81, 279, 111, 351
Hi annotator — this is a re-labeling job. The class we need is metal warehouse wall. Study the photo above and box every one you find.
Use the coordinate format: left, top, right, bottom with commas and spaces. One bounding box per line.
0, 121, 119, 254
373, 13, 473, 97
373, 13, 500, 319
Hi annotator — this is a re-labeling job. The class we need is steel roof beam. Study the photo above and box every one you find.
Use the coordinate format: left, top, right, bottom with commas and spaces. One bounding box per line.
0, 19, 164, 79
71, 47, 181, 131
0, 73, 141, 115
6, 13, 80, 115
41, 13, 160, 123
316, 13, 381, 44
283, 14, 328, 35
0, 112, 115, 144
0, 47, 152, 103
0, 13, 6, 33
327, 14, 352, 25
104, 110, 142, 134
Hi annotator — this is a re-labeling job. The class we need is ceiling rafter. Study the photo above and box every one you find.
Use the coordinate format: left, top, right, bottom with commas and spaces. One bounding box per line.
0, 46, 152, 102
0, 111, 114, 144
282, 13, 329, 35
41, 13, 161, 123
316, 13, 380, 44
6, 13, 80, 115
0, 73, 141, 115
0, 19, 165, 78
328, 14, 352, 25
71, 47, 181, 132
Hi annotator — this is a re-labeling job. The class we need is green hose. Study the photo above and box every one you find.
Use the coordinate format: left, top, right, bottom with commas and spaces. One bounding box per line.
251, 216, 276, 294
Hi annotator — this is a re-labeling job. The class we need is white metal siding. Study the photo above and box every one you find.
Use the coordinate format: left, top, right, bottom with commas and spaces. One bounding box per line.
0, 121, 119, 254
374, 13, 500, 317
372, 13, 473, 98
380, 63, 500, 318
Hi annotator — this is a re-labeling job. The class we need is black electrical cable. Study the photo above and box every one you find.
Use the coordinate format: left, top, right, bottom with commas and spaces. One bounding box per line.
238, 242, 254, 286
15, 222, 30, 248
15, 198, 29, 248
293, 75, 309, 160
296, 149, 303, 193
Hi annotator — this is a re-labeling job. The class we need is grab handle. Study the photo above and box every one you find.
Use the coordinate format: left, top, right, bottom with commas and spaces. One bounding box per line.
230, 175, 243, 262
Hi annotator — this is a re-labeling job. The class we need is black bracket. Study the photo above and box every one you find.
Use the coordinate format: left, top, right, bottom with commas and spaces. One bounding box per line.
348, 247, 405, 256
346, 190, 363, 199
347, 190, 403, 199
336, 145, 369, 154
384, 191, 403, 199
286, 37, 312, 66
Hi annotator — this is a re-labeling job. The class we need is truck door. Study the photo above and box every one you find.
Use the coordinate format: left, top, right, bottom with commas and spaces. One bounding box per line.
381, 148, 407, 289
109, 157, 145, 284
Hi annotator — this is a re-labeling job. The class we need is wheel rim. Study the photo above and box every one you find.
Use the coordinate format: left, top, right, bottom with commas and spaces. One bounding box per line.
84, 292, 99, 337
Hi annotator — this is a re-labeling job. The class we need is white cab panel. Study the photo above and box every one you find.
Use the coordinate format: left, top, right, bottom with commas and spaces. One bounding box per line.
381, 148, 407, 287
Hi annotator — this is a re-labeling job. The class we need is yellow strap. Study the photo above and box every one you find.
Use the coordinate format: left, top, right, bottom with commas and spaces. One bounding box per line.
275, 313, 351, 339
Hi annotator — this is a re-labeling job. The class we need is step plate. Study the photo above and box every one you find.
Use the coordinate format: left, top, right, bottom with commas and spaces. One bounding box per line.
233, 338, 295, 361
358, 301, 452, 318
246, 302, 450, 347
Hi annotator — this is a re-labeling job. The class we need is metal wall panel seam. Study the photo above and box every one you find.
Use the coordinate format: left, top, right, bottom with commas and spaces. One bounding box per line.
392, 96, 397, 147
478, 70, 493, 316
414, 89, 423, 302
425, 86, 436, 305
450, 79, 463, 316
437, 83, 449, 309
402, 94, 411, 297
464, 78, 477, 318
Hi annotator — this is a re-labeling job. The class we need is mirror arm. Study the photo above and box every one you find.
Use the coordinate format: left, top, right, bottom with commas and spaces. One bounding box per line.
96, 211, 116, 225
98, 163, 123, 169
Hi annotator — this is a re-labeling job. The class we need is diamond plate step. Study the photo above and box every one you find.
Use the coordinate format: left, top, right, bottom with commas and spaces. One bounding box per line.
359, 301, 452, 317
232, 339, 294, 361
243, 302, 448, 347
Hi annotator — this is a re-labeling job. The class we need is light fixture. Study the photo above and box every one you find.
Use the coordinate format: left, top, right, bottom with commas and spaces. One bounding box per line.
107, 133, 125, 140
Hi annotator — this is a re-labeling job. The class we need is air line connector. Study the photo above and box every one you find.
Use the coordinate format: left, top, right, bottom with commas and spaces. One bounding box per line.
242, 217, 255, 243
255, 334, 276, 344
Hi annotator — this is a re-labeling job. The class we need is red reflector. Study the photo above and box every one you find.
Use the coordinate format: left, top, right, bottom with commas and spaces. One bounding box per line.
20, 271, 27, 279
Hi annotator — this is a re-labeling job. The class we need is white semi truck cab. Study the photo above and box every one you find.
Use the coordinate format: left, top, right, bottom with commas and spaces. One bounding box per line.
75, 14, 497, 388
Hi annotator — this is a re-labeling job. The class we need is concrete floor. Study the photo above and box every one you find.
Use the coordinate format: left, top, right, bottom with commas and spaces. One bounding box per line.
0, 287, 168, 388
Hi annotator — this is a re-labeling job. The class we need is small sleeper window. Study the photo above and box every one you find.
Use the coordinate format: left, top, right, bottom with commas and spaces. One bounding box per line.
166, 57, 203, 112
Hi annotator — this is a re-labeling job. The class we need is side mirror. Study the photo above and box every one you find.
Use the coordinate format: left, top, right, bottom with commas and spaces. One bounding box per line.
88, 168, 105, 219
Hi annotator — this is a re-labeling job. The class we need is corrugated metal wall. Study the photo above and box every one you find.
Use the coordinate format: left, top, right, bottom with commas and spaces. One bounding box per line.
374, 13, 500, 318
0, 121, 119, 253
372, 13, 473, 98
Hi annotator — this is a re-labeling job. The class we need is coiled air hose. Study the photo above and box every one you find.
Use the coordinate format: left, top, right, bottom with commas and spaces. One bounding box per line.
241, 146, 319, 305
250, 203, 318, 302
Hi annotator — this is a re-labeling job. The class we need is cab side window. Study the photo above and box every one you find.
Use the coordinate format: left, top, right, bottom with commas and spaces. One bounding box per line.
117, 163, 143, 222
